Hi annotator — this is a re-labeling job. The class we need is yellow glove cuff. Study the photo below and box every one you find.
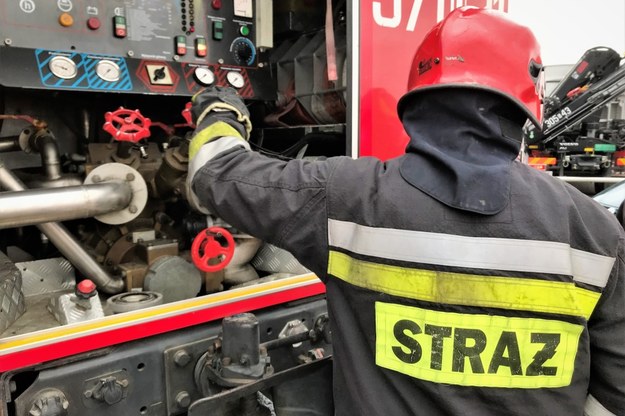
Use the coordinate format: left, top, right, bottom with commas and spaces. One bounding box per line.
189, 121, 245, 159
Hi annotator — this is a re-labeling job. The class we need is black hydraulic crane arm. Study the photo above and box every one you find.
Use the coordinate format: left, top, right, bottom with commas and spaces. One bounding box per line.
526, 47, 625, 145
546, 47, 621, 113
540, 62, 625, 144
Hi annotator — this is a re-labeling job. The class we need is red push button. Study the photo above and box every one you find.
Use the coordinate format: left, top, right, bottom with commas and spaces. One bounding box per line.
77, 279, 97, 296
175, 35, 187, 55
195, 37, 207, 57
87, 17, 101, 30
113, 15, 127, 38
212, 0, 222, 9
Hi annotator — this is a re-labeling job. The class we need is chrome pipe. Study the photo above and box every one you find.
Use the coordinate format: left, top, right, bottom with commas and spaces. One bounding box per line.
36, 135, 63, 181
0, 163, 125, 294
37, 222, 125, 294
0, 137, 20, 153
0, 182, 132, 228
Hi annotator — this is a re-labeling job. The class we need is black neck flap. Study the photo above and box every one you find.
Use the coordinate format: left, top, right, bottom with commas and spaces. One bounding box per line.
398, 89, 524, 215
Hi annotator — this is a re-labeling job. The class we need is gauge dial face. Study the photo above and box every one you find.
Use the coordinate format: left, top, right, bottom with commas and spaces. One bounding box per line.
48, 56, 77, 79
226, 71, 245, 89
96, 60, 121, 82
194, 67, 215, 86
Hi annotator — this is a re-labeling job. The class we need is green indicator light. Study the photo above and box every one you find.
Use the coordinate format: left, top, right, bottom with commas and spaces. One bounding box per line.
213, 20, 224, 41
240, 25, 250, 36
595, 144, 616, 152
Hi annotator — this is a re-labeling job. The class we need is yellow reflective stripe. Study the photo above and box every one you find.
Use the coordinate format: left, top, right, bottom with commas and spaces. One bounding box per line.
376, 302, 583, 388
189, 121, 243, 158
329, 251, 600, 319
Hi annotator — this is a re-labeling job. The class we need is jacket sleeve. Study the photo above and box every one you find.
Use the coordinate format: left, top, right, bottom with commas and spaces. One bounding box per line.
586, 239, 625, 415
188, 137, 345, 279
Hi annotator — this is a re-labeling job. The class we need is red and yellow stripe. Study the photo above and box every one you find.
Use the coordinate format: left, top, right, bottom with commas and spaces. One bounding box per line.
0, 274, 325, 372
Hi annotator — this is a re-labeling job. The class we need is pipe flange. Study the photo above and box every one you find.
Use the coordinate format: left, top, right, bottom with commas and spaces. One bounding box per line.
18, 127, 48, 154
18, 128, 34, 154
84, 163, 148, 225
107, 291, 163, 314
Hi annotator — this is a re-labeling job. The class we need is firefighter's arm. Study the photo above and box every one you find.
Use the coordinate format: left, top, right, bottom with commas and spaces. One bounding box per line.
185, 87, 339, 276
185, 86, 252, 216
586, 242, 625, 415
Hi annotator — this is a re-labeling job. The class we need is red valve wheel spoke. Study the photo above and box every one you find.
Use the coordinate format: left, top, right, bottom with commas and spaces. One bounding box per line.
121, 124, 140, 133
216, 245, 232, 256
111, 115, 126, 125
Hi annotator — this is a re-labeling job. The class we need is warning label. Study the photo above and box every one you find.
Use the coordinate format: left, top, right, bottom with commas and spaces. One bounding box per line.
375, 302, 583, 388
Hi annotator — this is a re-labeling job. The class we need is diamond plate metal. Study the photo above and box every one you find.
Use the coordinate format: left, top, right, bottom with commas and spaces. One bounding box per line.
251, 244, 310, 275
48, 293, 105, 325
0, 251, 26, 333
17, 258, 75, 297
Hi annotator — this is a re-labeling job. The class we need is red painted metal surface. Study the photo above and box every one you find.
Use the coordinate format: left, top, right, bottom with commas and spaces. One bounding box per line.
0, 279, 326, 372
358, 0, 509, 160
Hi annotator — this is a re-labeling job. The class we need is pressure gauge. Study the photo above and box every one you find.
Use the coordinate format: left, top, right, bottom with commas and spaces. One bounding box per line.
95, 60, 121, 82
226, 71, 245, 89
194, 67, 215, 86
48, 55, 77, 79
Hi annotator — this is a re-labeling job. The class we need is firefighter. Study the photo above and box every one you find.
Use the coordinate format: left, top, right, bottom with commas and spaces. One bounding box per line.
186, 6, 625, 416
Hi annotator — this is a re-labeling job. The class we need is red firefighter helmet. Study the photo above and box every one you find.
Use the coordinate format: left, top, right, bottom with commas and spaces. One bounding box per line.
397, 6, 544, 127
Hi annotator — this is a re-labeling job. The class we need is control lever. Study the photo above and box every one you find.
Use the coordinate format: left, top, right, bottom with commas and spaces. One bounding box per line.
153, 67, 166, 82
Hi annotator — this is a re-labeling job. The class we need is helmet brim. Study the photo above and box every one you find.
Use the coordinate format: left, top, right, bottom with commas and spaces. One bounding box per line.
397, 84, 541, 129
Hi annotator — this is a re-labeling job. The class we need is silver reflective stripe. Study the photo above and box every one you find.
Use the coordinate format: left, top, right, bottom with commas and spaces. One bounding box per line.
186, 136, 250, 214
584, 394, 617, 416
328, 219, 614, 288
191, 136, 250, 170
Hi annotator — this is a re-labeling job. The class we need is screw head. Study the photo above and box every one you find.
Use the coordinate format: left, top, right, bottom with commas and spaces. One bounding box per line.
175, 391, 191, 408
173, 350, 191, 367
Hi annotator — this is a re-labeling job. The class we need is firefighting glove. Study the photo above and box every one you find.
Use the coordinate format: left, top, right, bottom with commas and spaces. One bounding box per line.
189, 86, 252, 159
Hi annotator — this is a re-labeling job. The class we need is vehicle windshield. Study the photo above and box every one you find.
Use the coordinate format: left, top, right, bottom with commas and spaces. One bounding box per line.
593, 180, 625, 212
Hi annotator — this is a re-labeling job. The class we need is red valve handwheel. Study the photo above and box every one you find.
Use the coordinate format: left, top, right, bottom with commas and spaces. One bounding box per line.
191, 227, 235, 273
182, 102, 195, 128
103, 107, 152, 143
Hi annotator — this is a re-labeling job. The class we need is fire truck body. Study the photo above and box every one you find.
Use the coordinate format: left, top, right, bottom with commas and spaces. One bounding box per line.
0, 1, 381, 414
4, 0, 617, 415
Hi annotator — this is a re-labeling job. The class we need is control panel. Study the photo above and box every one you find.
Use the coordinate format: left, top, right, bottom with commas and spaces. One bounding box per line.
0, 0, 273, 98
